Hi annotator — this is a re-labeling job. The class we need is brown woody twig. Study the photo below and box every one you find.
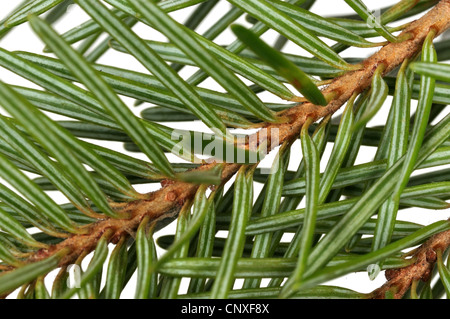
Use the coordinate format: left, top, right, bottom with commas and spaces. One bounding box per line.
3, 0, 450, 299
370, 226, 450, 299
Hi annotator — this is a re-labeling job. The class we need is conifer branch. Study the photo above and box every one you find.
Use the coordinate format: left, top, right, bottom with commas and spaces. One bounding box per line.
4, 0, 448, 286
370, 224, 450, 299
1, 0, 450, 300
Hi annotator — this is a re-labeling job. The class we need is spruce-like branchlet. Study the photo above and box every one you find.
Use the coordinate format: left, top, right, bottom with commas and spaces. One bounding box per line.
0, 0, 449, 300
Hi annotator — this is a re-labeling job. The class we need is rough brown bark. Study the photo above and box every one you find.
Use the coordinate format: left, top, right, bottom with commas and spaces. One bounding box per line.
370, 227, 450, 299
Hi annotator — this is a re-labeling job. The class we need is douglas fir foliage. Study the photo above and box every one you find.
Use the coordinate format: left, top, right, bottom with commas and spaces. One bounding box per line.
0, 0, 449, 299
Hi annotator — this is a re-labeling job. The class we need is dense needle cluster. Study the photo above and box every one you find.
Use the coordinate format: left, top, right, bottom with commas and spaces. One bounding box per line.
0, 0, 449, 299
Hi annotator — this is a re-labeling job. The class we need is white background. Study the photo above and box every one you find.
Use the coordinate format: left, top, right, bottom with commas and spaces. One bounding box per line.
0, 0, 448, 298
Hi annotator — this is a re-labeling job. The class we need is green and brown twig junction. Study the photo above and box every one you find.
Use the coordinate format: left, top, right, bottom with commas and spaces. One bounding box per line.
0, 0, 449, 300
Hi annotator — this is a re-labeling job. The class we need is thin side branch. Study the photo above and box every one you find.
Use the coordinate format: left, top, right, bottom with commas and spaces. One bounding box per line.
4, 0, 450, 297
370, 226, 450, 299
